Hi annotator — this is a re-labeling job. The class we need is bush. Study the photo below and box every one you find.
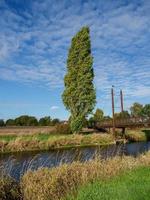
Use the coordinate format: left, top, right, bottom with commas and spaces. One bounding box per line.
55, 123, 72, 135
0, 176, 21, 200
0, 119, 5, 127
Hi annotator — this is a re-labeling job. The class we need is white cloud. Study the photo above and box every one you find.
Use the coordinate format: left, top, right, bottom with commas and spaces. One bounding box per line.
50, 106, 59, 110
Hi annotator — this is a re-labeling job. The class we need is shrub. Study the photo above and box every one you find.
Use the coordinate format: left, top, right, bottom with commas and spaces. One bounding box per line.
0, 176, 21, 200
55, 123, 72, 135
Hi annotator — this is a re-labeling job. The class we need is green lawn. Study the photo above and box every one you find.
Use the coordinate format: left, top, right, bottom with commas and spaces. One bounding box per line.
69, 167, 150, 200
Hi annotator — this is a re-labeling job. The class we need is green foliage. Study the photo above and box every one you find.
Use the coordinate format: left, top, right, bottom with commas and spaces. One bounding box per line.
93, 108, 104, 122
4, 116, 60, 126
62, 26, 96, 133
39, 116, 51, 126
6, 119, 16, 126
15, 115, 38, 126
130, 102, 143, 117
114, 111, 130, 119
88, 117, 95, 128
142, 104, 150, 118
0, 119, 5, 126
51, 118, 60, 125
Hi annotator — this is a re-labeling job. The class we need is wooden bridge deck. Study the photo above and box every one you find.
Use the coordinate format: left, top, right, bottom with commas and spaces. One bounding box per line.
96, 117, 150, 129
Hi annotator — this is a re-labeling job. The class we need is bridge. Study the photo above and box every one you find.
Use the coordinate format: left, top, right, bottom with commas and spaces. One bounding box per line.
95, 117, 150, 131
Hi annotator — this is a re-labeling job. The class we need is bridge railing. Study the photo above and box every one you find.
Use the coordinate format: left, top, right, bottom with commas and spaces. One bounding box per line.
96, 117, 150, 128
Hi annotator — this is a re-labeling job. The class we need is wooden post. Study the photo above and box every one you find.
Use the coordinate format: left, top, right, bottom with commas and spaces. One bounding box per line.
120, 90, 124, 112
111, 86, 115, 134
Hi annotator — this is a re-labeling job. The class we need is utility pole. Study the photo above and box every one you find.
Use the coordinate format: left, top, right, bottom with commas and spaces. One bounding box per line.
111, 86, 115, 134
120, 90, 124, 112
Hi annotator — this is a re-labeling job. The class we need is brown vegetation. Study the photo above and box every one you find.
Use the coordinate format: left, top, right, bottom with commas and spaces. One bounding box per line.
21, 151, 150, 200
0, 176, 21, 200
0, 126, 55, 136
0, 134, 115, 153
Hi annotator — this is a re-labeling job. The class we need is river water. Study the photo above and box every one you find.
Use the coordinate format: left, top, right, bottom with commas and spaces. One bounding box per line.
0, 141, 150, 180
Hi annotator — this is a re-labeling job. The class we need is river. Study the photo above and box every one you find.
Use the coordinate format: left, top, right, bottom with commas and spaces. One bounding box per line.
0, 141, 150, 180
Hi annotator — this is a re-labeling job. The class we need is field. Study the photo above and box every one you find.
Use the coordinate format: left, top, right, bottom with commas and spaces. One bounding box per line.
0, 126, 55, 136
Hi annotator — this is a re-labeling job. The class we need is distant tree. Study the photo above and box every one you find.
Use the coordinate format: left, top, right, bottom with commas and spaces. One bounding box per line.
0, 119, 5, 127
62, 26, 96, 133
51, 118, 60, 126
93, 109, 104, 122
142, 104, 150, 118
39, 116, 52, 126
114, 111, 130, 119
27, 117, 38, 126
130, 103, 143, 117
15, 115, 38, 126
6, 119, 16, 126
103, 116, 112, 120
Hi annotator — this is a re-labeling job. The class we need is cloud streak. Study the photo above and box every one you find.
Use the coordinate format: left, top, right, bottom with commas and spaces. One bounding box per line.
0, 0, 149, 103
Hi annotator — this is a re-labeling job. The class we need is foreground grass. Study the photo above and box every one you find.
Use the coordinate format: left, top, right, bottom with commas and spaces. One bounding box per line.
0, 151, 150, 200
69, 167, 150, 200
21, 151, 150, 200
0, 133, 114, 153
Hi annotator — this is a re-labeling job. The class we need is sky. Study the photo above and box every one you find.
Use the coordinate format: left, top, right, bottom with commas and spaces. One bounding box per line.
0, 0, 150, 120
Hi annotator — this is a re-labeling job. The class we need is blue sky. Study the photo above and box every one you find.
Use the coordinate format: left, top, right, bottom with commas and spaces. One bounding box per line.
0, 0, 150, 120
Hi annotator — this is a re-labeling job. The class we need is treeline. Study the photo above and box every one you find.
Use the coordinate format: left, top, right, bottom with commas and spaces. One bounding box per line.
0, 116, 61, 127
0, 102, 149, 128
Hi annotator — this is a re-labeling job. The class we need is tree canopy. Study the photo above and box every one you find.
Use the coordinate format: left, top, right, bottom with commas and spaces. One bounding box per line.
62, 26, 96, 133
93, 108, 104, 122
130, 102, 143, 117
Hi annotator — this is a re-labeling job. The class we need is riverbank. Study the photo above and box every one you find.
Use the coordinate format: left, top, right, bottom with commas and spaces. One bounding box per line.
0, 128, 150, 153
0, 133, 115, 153
1, 151, 150, 200
125, 129, 150, 142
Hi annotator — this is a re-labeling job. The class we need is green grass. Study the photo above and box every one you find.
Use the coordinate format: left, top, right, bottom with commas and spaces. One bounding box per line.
69, 167, 150, 200
0, 135, 17, 142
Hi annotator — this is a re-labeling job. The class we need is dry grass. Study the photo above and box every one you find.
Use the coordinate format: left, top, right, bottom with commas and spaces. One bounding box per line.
125, 129, 150, 142
0, 126, 55, 136
0, 133, 115, 153
21, 151, 150, 200
0, 176, 21, 200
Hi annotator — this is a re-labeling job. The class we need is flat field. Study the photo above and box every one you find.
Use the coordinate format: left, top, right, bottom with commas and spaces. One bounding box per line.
0, 126, 55, 136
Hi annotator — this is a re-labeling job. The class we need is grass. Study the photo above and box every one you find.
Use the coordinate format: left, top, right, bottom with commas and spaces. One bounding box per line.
125, 129, 150, 142
69, 167, 150, 200
0, 133, 115, 153
21, 151, 150, 200
0, 151, 150, 200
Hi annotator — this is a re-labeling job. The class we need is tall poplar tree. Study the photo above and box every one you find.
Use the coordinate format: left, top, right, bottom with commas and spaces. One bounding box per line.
62, 27, 96, 133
